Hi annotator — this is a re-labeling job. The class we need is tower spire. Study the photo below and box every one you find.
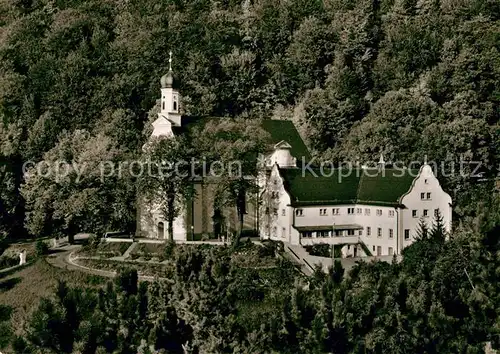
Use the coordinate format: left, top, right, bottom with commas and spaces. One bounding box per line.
168, 51, 172, 71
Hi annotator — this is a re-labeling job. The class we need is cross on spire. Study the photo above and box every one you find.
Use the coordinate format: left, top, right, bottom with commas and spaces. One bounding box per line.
168, 51, 172, 71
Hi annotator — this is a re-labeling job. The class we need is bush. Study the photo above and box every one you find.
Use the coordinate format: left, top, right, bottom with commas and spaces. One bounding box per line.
86, 234, 101, 248
35, 239, 49, 256
0, 232, 7, 257
0, 255, 18, 269
11, 336, 29, 353
304, 244, 331, 257
164, 240, 175, 259
257, 242, 276, 258
115, 268, 138, 295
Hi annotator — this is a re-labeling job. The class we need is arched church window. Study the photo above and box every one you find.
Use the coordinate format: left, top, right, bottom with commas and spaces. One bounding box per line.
157, 222, 164, 239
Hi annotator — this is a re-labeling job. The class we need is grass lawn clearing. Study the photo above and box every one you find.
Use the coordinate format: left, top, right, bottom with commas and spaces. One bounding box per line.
0, 258, 106, 350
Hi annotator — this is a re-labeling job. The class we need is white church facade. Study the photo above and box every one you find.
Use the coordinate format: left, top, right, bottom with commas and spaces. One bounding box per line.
139, 54, 311, 241
139, 54, 453, 257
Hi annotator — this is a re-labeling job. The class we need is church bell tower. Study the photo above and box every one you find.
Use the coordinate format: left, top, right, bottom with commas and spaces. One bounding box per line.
160, 51, 181, 126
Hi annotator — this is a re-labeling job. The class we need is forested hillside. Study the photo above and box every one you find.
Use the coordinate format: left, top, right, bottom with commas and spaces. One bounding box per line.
0, 0, 499, 238
7, 218, 500, 353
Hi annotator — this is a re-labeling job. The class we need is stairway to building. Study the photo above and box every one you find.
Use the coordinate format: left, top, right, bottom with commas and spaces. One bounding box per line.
284, 243, 315, 276
358, 240, 373, 256
119, 242, 138, 260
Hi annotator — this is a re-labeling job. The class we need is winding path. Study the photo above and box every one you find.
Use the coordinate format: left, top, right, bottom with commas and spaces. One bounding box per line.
46, 243, 170, 282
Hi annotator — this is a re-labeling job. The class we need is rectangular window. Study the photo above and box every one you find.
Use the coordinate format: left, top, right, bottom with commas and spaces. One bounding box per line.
377, 246, 382, 256
347, 207, 355, 215
367, 227, 371, 236
373, 245, 376, 251
347, 229, 355, 236
359, 230, 363, 236
320, 208, 327, 216
434, 208, 439, 217
377, 228, 382, 237
421, 192, 425, 200
282, 227, 286, 238
318, 231, 329, 237
332, 208, 340, 215
389, 229, 394, 239
334, 230, 342, 237
365, 208, 371, 216
295, 209, 303, 217
281, 209, 286, 216
404, 229, 410, 240
265, 207, 269, 215
388, 247, 394, 256
273, 208, 278, 216
376, 209, 382, 216
412, 210, 418, 218
423, 209, 428, 217
356, 208, 362, 214
427, 192, 431, 200
389, 210, 395, 217
272, 227, 277, 237
302, 231, 312, 238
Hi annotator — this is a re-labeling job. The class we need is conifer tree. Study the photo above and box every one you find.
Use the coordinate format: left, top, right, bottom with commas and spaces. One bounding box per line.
430, 209, 447, 242
415, 217, 430, 240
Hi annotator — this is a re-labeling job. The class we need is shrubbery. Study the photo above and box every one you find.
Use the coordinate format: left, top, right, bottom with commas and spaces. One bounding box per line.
164, 240, 175, 259
35, 239, 49, 256
0, 255, 18, 269
304, 243, 332, 257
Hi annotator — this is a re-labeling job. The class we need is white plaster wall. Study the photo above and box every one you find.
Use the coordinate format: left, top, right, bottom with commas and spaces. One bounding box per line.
264, 166, 293, 243
293, 205, 398, 255
269, 149, 295, 168
400, 165, 452, 248
139, 199, 187, 241
356, 206, 399, 256
160, 88, 178, 114
260, 165, 452, 258
151, 115, 174, 138
160, 87, 181, 126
